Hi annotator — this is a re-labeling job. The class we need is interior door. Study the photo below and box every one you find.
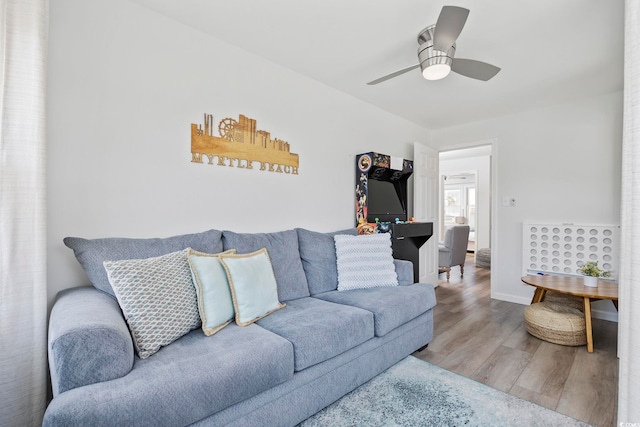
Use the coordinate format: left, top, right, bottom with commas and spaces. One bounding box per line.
413, 142, 439, 285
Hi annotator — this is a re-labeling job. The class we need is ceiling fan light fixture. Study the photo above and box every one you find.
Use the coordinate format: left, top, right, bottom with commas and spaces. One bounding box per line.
418, 36, 455, 81
422, 63, 451, 80
419, 53, 454, 81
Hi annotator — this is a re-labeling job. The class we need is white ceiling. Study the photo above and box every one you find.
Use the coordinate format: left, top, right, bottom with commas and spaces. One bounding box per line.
130, 0, 624, 129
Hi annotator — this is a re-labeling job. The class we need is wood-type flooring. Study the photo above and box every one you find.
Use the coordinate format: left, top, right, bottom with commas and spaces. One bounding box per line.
414, 254, 619, 427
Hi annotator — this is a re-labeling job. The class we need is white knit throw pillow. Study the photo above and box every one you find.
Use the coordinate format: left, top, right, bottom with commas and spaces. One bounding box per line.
334, 233, 398, 291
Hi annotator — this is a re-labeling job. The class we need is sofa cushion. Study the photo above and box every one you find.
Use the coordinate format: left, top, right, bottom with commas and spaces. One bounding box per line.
64, 229, 223, 297
315, 283, 436, 337
44, 324, 295, 427
187, 249, 236, 336
104, 249, 201, 359
256, 297, 374, 371
296, 228, 358, 295
334, 233, 399, 291
219, 249, 286, 326
222, 230, 309, 301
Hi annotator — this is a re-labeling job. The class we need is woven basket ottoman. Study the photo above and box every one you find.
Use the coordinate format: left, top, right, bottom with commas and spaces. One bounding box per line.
542, 291, 584, 311
476, 248, 491, 269
524, 301, 587, 346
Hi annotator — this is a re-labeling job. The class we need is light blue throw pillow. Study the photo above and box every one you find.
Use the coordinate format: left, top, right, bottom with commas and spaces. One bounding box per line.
187, 249, 236, 336
219, 249, 285, 326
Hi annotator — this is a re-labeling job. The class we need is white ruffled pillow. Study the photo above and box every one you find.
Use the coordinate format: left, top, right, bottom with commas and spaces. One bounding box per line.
334, 233, 399, 291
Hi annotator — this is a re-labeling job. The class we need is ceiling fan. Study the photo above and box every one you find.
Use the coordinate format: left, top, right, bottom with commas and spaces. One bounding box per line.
367, 6, 500, 85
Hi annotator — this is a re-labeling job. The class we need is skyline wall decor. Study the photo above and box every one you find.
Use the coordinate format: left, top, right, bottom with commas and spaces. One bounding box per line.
191, 113, 299, 174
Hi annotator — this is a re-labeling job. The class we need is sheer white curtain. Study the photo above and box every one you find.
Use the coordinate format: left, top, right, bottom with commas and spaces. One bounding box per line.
619, 0, 640, 423
0, 0, 48, 425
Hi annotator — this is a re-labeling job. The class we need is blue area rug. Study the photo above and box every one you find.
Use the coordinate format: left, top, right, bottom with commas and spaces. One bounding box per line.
300, 356, 589, 427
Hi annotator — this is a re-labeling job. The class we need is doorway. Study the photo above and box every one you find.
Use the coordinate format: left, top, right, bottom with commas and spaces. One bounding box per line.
439, 145, 492, 258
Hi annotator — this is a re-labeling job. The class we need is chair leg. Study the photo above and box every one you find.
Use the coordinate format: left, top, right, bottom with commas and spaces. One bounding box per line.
460, 263, 464, 277
446, 269, 450, 281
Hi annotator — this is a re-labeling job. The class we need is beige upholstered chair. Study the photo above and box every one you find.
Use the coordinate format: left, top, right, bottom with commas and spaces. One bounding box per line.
438, 225, 470, 280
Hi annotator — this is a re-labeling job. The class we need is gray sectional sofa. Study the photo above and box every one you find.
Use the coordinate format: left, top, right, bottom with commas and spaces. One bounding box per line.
44, 227, 436, 426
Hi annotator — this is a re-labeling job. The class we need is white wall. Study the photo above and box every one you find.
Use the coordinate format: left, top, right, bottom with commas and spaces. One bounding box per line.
432, 92, 623, 320
46, 0, 431, 304
440, 153, 492, 251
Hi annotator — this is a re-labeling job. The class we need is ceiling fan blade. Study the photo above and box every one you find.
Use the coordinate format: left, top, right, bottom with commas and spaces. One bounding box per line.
433, 6, 469, 52
451, 58, 501, 81
367, 64, 420, 85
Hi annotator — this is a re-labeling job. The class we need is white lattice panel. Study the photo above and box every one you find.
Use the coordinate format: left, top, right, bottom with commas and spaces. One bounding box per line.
522, 223, 620, 279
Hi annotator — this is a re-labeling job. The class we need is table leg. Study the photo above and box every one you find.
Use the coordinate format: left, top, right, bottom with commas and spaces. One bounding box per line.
613, 300, 618, 311
531, 288, 546, 304
583, 297, 593, 353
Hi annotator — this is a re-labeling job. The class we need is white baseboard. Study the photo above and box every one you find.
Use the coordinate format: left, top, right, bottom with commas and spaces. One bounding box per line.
490, 292, 530, 306
491, 292, 618, 323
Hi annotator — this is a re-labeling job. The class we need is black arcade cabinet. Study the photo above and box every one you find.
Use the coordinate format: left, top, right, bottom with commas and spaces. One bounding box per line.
355, 152, 433, 281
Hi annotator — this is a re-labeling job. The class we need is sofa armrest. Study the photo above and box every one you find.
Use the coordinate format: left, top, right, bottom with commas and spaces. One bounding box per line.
48, 286, 134, 396
393, 259, 414, 286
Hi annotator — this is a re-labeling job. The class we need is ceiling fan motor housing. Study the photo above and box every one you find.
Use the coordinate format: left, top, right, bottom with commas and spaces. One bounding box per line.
417, 25, 455, 76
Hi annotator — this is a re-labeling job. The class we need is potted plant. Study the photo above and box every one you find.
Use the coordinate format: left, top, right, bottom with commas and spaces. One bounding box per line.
579, 261, 611, 287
